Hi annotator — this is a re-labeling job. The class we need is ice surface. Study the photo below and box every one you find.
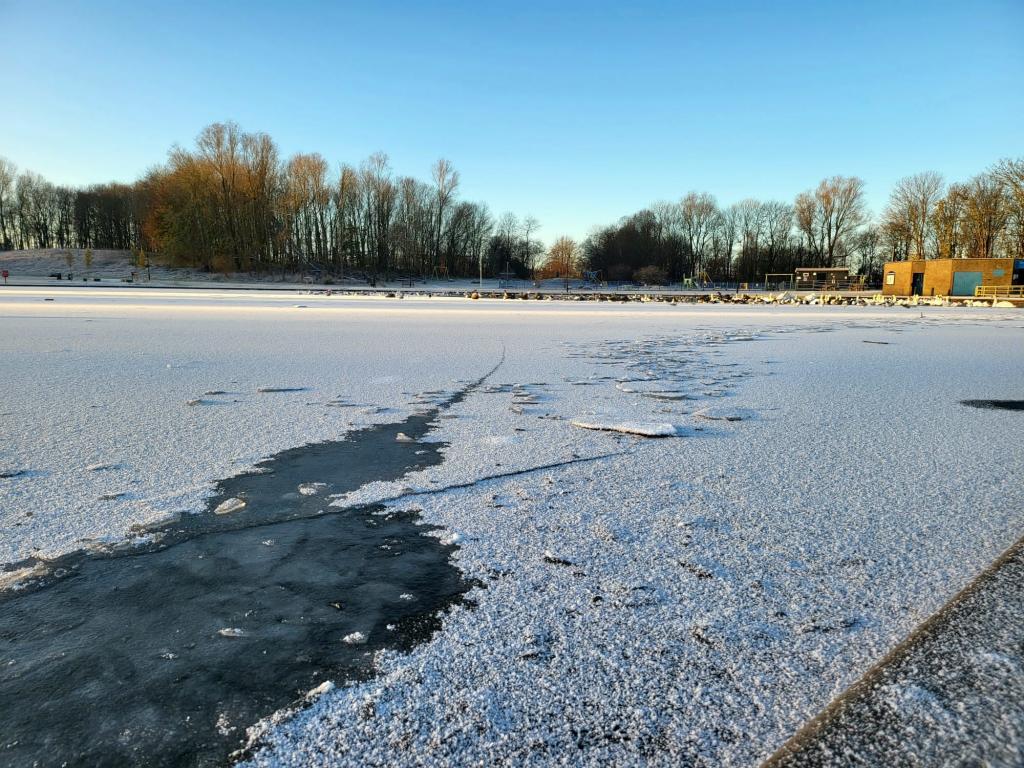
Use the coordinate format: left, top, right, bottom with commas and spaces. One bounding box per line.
1, 287, 1022, 766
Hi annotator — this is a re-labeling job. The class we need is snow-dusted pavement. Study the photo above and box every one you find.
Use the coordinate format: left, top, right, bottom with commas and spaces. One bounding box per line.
1, 287, 1022, 765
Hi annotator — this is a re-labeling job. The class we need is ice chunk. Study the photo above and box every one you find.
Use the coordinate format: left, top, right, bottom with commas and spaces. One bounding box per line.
570, 420, 683, 437
214, 497, 246, 515
217, 627, 245, 638
0, 563, 49, 590
305, 681, 336, 700
342, 631, 367, 645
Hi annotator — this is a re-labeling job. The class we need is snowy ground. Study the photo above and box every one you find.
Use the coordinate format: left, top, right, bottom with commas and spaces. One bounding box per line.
1, 287, 1022, 765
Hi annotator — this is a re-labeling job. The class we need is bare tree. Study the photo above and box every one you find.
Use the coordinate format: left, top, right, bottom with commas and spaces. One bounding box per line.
932, 183, 967, 260
795, 176, 866, 266
679, 192, 718, 276
708, 205, 738, 278
196, 122, 245, 268
0, 157, 17, 249
431, 158, 459, 273
993, 158, 1024, 258
853, 225, 883, 279
962, 174, 1008, 259
883, 172, 944, 259
520, 215, 540, 278
361, 152, 397, 276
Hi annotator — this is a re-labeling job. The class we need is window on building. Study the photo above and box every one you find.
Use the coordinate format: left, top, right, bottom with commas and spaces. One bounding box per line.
886, 272, 895, 285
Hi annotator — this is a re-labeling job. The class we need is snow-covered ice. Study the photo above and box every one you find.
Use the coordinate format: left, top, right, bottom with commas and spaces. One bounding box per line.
1, 286, 1022, 765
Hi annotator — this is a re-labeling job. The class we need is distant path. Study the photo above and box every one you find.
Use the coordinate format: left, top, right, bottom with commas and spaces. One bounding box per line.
765, 534, 1024, 767
0, 278, 881, 300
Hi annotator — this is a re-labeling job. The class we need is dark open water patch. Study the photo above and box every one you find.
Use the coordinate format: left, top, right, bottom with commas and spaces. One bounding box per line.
961, 399, 1024, 411
0, 409, 474, 767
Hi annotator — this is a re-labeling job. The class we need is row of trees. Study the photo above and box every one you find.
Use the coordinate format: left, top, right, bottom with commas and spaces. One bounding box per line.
880, 163, 1024, 262
3, 125, 1022, 284
0, 159, 141, 253
553, 160, 1024, 285
0, 122, 543, 279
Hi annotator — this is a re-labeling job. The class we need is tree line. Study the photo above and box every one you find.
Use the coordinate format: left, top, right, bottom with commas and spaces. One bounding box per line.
0, 122, 543, 280
1, 124, 1021, 284
0, 162, 141, 255
570, 160, 1024, 285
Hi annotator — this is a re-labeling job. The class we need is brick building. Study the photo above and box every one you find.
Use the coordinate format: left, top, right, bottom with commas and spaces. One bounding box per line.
882, 258, 1024, 297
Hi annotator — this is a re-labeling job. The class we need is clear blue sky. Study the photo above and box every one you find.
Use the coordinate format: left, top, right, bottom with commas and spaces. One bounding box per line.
2, 0, 1021, 242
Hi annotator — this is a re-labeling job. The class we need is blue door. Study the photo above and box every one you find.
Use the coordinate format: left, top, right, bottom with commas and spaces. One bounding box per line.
951, 271, 983, 296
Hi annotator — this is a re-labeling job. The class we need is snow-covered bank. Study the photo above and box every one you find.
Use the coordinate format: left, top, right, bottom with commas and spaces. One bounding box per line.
1, 288, 1022, 765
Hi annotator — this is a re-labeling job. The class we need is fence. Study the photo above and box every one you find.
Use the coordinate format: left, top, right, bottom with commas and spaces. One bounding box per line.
975, 285, 1024, 297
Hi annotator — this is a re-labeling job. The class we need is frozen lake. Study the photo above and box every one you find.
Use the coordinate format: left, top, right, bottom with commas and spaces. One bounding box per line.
1, 287, 1022, 765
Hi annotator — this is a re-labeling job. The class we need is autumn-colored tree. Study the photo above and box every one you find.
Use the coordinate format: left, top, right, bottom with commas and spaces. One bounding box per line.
962, 175, 1008, 259
545, 236, 579, 290
932, 183, 967, 260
